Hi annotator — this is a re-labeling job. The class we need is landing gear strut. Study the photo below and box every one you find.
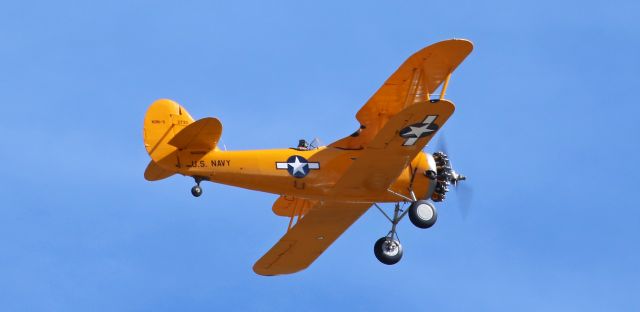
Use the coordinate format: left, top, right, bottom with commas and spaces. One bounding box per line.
373, 203, 408, 265
191, 177, 204, 197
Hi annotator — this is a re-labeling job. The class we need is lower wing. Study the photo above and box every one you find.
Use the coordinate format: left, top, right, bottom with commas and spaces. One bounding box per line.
253, 200, 371, 276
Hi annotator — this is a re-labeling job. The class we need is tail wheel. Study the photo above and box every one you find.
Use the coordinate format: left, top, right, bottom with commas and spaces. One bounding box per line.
374, 237, 403, 265
408, 200, 437, 229
191, 185, 203, 197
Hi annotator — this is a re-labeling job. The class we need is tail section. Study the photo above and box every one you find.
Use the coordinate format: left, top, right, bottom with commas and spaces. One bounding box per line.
143, 99, 222, 181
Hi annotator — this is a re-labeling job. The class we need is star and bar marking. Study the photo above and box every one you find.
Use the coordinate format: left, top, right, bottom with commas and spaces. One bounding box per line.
276, 155, 320, 178
399, 115, 439, 146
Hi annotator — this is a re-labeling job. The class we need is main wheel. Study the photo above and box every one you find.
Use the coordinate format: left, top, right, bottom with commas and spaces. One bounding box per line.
374, 237, 403, 265
191, 185, 202, 197
408, 200, 437, 229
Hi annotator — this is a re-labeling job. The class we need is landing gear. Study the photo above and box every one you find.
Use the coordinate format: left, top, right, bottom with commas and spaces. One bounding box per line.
374, 236, 403, 265
408, 200, 437, 229
191, 185, 202, 197
191, 176, 205, 197
372, 202, 407, 265
373, 200, 438, 265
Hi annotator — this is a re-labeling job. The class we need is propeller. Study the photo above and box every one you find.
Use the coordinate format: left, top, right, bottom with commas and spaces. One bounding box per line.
455, 182, 473, 220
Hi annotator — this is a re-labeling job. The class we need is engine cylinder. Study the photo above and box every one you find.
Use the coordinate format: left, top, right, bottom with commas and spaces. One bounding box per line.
431, 151, 452, 202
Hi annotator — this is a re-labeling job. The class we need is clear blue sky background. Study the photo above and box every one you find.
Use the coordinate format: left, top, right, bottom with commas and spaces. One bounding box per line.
1, 0, 639, 311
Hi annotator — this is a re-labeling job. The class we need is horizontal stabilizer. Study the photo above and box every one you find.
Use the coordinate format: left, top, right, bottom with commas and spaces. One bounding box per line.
144, 161, 175, 181
168, 117, 222, 151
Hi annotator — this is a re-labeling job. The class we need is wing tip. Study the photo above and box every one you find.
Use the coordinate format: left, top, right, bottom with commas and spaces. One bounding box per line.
420, 38, 474, 55
449, 37, 474, 47
252, 264, 306, 276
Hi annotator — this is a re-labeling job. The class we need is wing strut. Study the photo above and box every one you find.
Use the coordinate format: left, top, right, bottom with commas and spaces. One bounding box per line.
440, 72, 452, 100
287, 205, 297, 230
286, 198, 308, 231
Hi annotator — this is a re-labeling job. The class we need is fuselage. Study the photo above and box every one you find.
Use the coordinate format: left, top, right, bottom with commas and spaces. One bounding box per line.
176, 146, 437, 203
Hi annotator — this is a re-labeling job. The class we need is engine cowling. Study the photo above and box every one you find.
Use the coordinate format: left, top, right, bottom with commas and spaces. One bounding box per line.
429, 151, 465, 202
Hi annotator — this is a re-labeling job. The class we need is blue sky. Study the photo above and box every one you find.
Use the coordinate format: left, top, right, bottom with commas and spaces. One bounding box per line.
1, 0, 639, 311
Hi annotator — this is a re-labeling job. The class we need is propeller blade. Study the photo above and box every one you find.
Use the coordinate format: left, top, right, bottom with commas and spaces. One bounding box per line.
437, 133, 448, 154
454, 182, 473, 220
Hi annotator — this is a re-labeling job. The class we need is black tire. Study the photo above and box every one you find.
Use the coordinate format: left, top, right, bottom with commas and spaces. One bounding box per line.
408, 200, 437, 229
191, 185, 202, 197
374, 237, 403, 265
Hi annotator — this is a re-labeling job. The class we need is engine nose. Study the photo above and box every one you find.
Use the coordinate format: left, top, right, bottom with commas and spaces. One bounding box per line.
428, 151, 466, 202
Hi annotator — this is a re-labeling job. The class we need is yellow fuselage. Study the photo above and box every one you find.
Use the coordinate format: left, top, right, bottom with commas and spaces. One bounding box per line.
177, 147, 435, 203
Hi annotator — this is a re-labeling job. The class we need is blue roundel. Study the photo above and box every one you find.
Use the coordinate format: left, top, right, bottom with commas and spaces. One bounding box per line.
286, 155, 311, 178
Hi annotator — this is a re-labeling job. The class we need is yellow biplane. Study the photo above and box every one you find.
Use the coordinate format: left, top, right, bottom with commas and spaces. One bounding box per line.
143, 39, 473, 275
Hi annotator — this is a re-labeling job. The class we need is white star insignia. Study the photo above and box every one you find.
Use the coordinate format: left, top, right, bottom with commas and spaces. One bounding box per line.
400, 115, 439, 146
288, 157, 308, 175
405, 124, 434, 138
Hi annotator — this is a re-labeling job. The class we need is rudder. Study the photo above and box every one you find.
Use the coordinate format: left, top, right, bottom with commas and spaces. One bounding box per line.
143, 99, 195, 174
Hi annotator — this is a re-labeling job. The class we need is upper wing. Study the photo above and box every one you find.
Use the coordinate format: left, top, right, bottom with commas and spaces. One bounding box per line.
253, 200, 371, 276
332, 99, 455, 197
331, 39, 472, 150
